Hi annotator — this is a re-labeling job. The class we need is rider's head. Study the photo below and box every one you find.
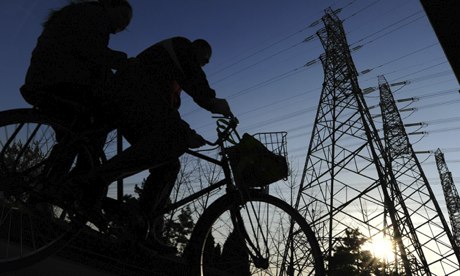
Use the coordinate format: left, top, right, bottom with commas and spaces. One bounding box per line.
192, 39, 212, 67
99, 0, 133, 34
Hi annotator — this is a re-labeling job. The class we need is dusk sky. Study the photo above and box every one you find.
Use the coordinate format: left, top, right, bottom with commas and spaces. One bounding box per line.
1, 0, 459, 208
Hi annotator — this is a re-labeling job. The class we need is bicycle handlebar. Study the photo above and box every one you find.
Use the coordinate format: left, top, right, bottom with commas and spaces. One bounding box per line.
205, 115, 239, 146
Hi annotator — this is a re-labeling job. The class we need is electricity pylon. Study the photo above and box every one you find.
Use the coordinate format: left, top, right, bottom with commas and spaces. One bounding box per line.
435, 149, 460, 247
294, 8, 460, 275
379, 75, 460, 275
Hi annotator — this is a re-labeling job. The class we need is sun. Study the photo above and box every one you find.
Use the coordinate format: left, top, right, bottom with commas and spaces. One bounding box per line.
368, 236, 395, 261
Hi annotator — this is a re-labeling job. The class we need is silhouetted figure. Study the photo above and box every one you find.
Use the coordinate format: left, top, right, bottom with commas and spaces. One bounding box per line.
20, 0, 132, 197
22, 0, 132, 117
220, 230, 250, 275
82, 37, 232, 250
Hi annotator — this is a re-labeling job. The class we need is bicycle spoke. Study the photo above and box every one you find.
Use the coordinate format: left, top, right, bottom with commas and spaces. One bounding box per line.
0, 110, 81, 271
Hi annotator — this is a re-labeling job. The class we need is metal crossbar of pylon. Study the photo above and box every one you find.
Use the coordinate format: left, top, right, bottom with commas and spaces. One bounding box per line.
379, 75, 460, 275
435, 149, 460, 249
294, 8, 460, 275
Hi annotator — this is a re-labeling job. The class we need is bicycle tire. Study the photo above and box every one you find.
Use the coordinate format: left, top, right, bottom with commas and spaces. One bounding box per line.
186, 192, 325, 275
0, 108, 83, 272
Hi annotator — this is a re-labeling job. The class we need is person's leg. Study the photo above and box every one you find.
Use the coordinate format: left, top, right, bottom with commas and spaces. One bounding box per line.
71, 128, 185, 232
37, 84, 92, 185
86, 136, 183, 185
87, 96, 189, 186
135, 159, 181, 252
138, 159, 181, 220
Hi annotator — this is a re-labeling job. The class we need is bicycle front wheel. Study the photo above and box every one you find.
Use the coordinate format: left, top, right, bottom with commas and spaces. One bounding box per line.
0, 109, 81, 272
187, 192, 324, 275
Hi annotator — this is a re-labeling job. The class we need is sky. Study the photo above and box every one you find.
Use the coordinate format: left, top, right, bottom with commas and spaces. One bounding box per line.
1, 0, 459, 209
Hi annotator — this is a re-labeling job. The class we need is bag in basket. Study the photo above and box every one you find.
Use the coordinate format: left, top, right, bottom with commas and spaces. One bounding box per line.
227, 133, 288, 187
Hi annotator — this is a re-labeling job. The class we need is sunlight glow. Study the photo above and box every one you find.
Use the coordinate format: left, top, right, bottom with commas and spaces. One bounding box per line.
369, 236, 395, 262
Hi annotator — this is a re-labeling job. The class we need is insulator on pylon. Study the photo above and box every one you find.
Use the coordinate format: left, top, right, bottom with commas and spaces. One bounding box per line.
414, 150, 432, 154
404, 122, 426, 127
391, 81, 408, 86
360, 69, 372, 75
397, 97, 418, 103
408, 131, 428, 136
333, 8, 342, 14
351, 45, 363, 52
368, 104, 379, 110
308, 20, 320, 28
317, 28, 326, 35
362, 87, 376, 94
303, 35, 316, 42
304, 59, 318, 67
400, 107, 417, 112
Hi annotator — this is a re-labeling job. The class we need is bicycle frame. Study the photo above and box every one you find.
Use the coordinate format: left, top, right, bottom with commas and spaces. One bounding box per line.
157, 152, 227, 216
155, 117, 240, 218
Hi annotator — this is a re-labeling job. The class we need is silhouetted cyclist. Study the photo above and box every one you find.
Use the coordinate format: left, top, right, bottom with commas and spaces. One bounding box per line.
78, 37, 232, 251
20, 0, 132, 186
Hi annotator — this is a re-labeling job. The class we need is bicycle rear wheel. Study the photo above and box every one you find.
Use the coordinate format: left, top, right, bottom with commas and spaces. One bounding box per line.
0, 109, 82, 272
187, 192, 325, 275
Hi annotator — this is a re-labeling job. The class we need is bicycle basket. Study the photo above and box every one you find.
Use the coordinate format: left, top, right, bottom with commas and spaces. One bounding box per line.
226, 132, 289, 188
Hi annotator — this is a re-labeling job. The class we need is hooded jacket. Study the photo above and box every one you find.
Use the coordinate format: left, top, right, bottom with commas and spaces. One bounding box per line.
24, 2, 124, 91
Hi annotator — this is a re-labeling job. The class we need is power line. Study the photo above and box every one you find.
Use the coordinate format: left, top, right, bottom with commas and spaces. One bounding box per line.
208, 0, 362, 78
350, 10, 424, 47
211, 41, 305, 85
358, 43, 439, 77
193, 68, 458, 139
207, 2, 419, 94
342, 0, 382, 22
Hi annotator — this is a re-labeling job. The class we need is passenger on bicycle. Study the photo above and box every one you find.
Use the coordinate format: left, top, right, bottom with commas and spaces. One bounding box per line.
20, 0, 132, 180
22, 0, 132, 118
80, 37, 232, 250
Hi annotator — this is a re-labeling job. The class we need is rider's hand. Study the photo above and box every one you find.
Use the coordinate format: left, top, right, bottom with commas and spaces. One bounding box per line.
209, 98, 232, 117
188, 131, 207, 148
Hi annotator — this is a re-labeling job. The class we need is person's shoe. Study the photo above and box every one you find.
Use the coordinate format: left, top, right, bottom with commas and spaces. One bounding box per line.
66, 176, 109, 233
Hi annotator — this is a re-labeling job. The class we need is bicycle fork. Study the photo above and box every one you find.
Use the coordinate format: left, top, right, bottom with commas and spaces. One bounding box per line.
230, 202, 270, 269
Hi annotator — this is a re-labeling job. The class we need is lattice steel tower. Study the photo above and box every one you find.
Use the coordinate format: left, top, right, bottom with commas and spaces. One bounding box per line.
379, 75, 460, 275
435, 149, 460, 247
294, 8, 460, 275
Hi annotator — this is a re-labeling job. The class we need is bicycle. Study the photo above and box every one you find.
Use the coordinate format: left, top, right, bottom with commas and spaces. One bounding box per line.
0, 107, 325, 275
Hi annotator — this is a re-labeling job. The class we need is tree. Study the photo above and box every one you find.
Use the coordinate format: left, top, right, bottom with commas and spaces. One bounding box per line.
219, 230, 250, 275
1, 141, 44, 174
202, 232, 222, 269
1, 141, 46, 202
329, 228, 386, 276
162, 204, 195, 253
